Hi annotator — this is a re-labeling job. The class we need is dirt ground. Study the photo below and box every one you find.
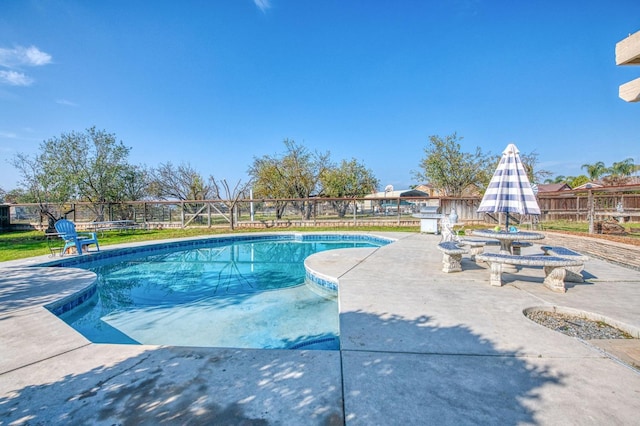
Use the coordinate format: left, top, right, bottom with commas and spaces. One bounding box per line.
553, 230, 640, 247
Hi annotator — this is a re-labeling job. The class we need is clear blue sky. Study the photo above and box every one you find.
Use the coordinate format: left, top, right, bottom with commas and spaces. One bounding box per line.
1, 0, 639, 192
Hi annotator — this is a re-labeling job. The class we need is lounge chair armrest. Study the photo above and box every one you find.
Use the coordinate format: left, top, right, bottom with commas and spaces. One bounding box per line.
77, 232, 99, 239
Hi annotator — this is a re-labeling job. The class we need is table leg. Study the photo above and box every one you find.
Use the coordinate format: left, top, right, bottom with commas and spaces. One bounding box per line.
499, 240, 518, 273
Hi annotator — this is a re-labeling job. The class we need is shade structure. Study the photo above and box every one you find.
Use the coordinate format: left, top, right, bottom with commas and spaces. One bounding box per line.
478, 143, 541, 222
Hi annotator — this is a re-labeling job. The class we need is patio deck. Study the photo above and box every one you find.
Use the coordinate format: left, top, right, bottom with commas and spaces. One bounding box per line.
1, 232, 639, 425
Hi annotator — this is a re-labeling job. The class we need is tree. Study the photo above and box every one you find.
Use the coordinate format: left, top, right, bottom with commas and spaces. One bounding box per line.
581, 161, 608, 181
4, 188, 30, 203
105, 164, 153, 221
248, 156, 289, 219
12, 127, 135, 225
11, 150, 76, 230
149, 162, 217, 223
519, 151, 551, 185
320, 158, 379, 217
119, 164, 151, 202
415, 133, 493, 197
610, 158, 636, 177
49, 127, 131, 220
248, 139, 331, 219
149, 162, 215, 201
544, 175, 567, 184
569, 175, 589, 188
211, 178, 252, 230
149, 162, 254, 229
604, 158, 637, 185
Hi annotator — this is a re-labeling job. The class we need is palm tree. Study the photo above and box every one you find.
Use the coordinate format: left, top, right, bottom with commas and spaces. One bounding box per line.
544, 175, 569, 184
604, 158, 637, 186
610, 158, 636, 177
581, 161, 608, 181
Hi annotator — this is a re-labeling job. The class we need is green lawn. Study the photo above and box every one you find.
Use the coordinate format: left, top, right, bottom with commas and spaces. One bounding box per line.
0, 225, 419, 262
1, 220, 635, 263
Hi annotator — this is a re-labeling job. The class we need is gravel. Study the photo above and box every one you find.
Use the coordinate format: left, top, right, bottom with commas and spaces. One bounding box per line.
524, 310, 634, 340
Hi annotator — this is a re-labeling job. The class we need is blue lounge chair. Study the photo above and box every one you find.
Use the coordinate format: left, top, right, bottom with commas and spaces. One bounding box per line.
54, 219, 100, 255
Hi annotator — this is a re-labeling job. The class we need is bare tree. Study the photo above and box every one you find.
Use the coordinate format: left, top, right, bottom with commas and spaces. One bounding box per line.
212, 178, 252, 230
150, 162, 215, 201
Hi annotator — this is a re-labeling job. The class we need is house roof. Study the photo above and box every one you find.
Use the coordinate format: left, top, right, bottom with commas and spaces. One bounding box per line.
572, 181, 605, 190
536, 183, 571, 193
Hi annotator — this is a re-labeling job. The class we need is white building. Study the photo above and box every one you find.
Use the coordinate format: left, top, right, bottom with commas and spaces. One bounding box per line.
363, 189, 431, 214
616, 30, 640, 102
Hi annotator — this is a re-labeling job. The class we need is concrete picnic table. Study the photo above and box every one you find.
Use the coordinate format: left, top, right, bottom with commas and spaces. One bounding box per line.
471, 229, 545, 255
472, 229, 545, 272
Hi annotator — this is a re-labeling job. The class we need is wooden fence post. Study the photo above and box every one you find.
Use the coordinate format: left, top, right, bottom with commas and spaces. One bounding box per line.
588, 190, 595, 234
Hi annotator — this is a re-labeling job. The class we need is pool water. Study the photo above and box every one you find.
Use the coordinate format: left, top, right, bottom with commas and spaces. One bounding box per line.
59, 239, 382, 350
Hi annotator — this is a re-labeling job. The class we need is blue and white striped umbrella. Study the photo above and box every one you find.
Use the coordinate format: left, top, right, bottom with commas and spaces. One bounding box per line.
478, 143, 541, 216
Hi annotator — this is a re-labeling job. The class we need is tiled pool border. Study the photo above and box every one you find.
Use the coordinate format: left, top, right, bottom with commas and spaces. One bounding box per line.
305, 268, 339, 296
45, 281, 98, 316
35, 233, 393, 269
33, 233, 394, 316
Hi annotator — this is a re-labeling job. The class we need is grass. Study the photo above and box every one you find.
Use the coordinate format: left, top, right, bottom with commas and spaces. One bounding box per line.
541, 220, 589, 233
0, 225, 419, 262
2, 220, 637, 263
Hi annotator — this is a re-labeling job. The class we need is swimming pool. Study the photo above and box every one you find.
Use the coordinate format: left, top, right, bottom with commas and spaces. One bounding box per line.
46, 234, 391, 350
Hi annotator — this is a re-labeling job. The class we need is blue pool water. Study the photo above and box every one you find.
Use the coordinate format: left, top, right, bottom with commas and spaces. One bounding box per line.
55, 235, 388, 350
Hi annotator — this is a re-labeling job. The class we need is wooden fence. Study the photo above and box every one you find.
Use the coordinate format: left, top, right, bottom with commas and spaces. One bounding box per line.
3, 190, 640, 231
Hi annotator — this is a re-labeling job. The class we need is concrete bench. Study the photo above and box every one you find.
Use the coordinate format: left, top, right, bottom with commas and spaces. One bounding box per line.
475, 252, 584, 293
511, 241, 533, 255
540, 246, 589, 282
459, 239, 499, 261
437, 241, 469, 273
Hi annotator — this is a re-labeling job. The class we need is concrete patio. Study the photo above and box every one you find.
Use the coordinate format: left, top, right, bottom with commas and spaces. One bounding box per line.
1, 232, 639, 425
